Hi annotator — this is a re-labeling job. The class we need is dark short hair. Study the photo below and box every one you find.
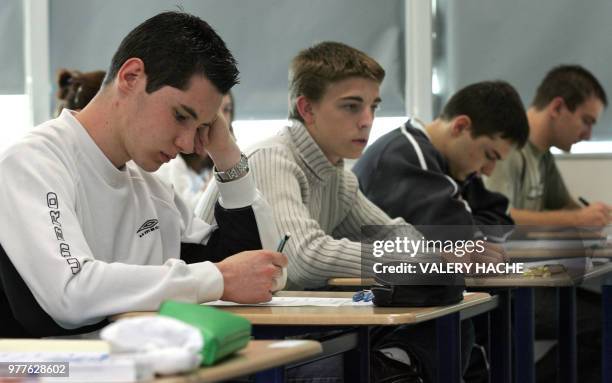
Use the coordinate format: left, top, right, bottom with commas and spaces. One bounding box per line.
104, 11, 239, 94
55, 69, 105, 116
531, 65, 607, 111
288, 41, 385, 122
440, 81, 529, 147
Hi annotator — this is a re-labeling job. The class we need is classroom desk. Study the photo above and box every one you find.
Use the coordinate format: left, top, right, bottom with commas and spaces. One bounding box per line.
222, 290, 494, 325
506, 246, 612, 260
511, 230, 612, 383
523, 230, 606, 240
470, 263, 612, 383
328, 262, 612, 383
328, 261, 612, 288
117, 291, 495, 383
504, 228, 611, 260
154, 340, 322, 383
226, 290, 495, 383
114, 291, 494, 325
325, 278, 512, 382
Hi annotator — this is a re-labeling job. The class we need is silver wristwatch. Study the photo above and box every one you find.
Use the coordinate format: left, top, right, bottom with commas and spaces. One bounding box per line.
214, 152, 249, 182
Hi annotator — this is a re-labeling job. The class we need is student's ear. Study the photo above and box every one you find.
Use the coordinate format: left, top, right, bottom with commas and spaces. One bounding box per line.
449, 115, 472, 137
549, 96, 566, 118
296, 95, 316, 125
115, 58, 146, 94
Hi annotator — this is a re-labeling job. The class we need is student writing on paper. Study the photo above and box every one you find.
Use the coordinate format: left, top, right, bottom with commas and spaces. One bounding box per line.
485, 65, 611, 226
485, 65, 608, 383
354, 81, 528, 238
0, 11, 285, 338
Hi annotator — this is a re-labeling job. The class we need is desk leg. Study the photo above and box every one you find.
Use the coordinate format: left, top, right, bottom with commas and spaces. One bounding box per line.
252, 327, 285, 383
557, 287, 577, 383
254, 367, 285, 383
436, 312, 461, 383
490, 290, 512, 383
513, 288, 534, 383
343, 326, 370, 383
603, 284, 612, 383
253, 326, 363, 383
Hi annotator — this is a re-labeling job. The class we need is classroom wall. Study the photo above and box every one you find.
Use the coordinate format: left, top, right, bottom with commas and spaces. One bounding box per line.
438, 0, 612, 141
0, 0, 24, 94
556, 155, 612, 205
48, 0, 406, 120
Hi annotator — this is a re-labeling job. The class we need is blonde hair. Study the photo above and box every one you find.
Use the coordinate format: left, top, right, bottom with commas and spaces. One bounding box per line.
288, 41, 385, 122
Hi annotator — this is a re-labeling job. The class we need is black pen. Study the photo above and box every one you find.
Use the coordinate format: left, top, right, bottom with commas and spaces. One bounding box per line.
276, 233, 291, 253
578, 196, 590, 207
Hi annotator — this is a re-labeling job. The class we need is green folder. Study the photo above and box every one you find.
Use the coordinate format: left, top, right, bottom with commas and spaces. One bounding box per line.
158, 300, 252, 366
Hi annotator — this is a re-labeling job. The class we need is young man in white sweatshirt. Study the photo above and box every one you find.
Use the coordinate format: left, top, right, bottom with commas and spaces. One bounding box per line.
0, 11, 285, 337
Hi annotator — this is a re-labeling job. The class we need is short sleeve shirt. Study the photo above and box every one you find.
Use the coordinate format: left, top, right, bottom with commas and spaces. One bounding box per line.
484, 142, 572, 211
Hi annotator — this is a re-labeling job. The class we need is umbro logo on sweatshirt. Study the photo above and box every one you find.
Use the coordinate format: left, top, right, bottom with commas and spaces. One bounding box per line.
137, 219, 159, 238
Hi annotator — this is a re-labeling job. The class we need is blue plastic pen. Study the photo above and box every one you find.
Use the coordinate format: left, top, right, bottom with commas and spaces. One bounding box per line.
352, 289, 373, 302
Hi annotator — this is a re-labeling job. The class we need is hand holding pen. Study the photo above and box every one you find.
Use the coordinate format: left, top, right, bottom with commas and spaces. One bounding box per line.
576, 196, 612, 226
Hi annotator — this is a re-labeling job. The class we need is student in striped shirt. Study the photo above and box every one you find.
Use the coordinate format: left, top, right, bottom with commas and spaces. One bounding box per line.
196, 41, 505, 382
196, 41, 429, 289
197, 42, 505, 288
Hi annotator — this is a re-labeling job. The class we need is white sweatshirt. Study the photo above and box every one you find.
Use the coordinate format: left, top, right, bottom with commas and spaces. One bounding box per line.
0, 110, 278, 329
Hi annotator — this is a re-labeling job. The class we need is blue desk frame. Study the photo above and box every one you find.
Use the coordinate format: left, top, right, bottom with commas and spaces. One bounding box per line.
250, 296, 500, 383
490, 289, 513, 383
513, 287, 535, 383
513, 286, 578, 383
512, 265, 612, 383
603, 282, 612, 383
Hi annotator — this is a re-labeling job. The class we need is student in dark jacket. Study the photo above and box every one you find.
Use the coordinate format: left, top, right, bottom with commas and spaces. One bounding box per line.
353, 81, 529, 241
354, 81, 529, 381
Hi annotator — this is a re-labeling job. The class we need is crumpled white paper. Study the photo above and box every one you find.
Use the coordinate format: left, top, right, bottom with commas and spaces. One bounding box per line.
101, 316, 203, 375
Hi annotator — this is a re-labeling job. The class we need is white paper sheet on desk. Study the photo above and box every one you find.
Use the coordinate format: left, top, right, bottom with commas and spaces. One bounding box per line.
204, 297, 373, 307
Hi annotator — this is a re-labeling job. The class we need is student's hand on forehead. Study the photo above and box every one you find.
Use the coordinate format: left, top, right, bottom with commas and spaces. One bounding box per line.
194, 111, 225, 155
194, 110, 241, 171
